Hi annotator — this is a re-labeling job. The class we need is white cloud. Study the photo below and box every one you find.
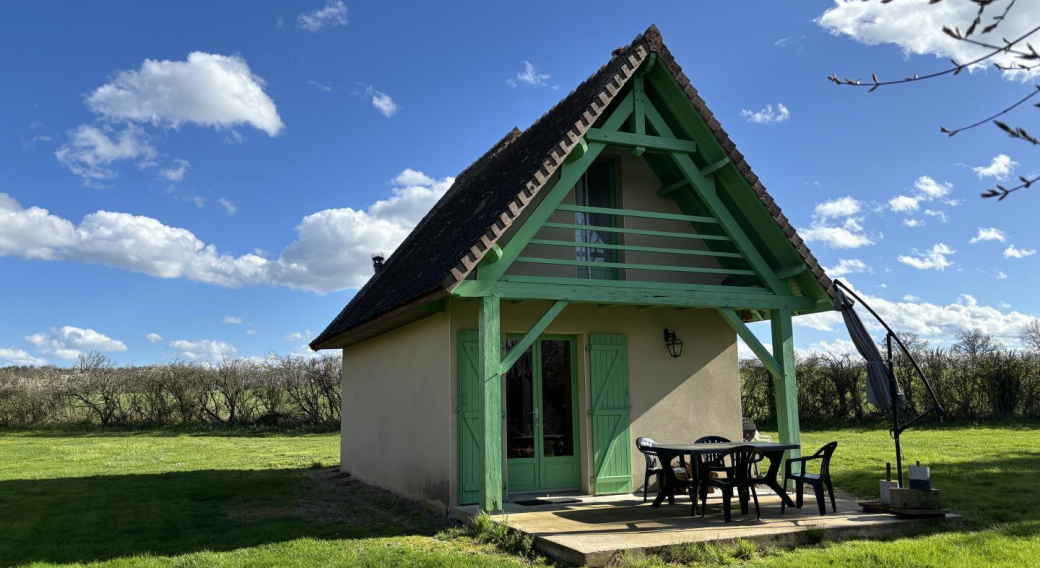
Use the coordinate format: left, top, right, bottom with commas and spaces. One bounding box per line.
0, 169, 453, 293
739, 103, 790, 124
903, 218, 923, 228
308, 79, 332, 92
889, 176, 954, 217
158, 159, 190, 182
0, 347, 49, 367
825, 258, 869, 278
508, 61, 551, 88
800, 217, 874, 249
1004, 245, 1036, 259
973, 154, 1018, 180
26, 326, 127, 360
55, 124, 157, 187
923, 209, 947, 223
297, 0, 348, 32
218, 197, 237, 216
997, 270, 1009, 280
914, 176, 952, 200
800, 196, 873, 249
284, 330, 313, 342
903, 294, 920, 302
800, 283, 1038, 348
971, 228, 1006, 244
817, 0, 1040, 80
168, 339, 236, 362
86, 52, 283, 136
889, 195, 920, 213
359, 84, 398, 117
371, 92, 398, 117
145, 333, 163, 343
223, 316, 243, 325
795, 311, 845, 332
898, 243, 955, 271
814, 196, 862, 218
774, 36, 805, 56
801, 338, 859, 357
245, 329, 257, 336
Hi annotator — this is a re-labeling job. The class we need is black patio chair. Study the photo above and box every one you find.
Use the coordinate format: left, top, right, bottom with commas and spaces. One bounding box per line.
781, 441, 838, 515
699, 445, 764, 522
636, 437, 665, 502
693, 435, 733, 503
637, 437, 693, 505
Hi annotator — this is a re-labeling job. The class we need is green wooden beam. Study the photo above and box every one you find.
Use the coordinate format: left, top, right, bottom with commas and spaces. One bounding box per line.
514, 256, 756, 276
645, 65, 831, 302
585, 128, 698, 154
501, 274, 769, 294
479, 90, 637, 282
716, 308, 781, 379
633, 75, 647, 156
479, 244, 503, 265
656, 178, 689, 197
565, 137, 588, 163
527, 239, 744, 258
499, 301, 568, 376
635, 52, 657, 76
671, 154, 789, 295
775, 264, 807, 279
452, 279, 818, 311
543, 222, 731, 242
640, 97, 787, 295
700, 157, 731, 177
771, 308, 802, 472
478, 295, 503, 512
478, 142, 607, 282
555, 204, 717, 224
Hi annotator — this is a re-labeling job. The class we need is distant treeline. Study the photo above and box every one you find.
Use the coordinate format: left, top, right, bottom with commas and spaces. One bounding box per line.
0, 353, 341, 428
742, 330, 1040, 425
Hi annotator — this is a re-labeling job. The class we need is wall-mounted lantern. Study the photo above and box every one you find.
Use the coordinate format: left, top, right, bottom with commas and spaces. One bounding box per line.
663, 328, 683, 359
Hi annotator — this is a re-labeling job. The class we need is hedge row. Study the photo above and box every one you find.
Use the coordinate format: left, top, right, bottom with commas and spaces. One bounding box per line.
0, 353, 341, 427
741, 347, 1040, 425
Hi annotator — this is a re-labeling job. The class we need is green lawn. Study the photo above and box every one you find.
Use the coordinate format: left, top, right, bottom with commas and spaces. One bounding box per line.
0, 423, 1038, 567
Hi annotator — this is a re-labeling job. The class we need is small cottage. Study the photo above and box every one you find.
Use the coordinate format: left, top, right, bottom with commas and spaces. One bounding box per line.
311, 25, 833, 513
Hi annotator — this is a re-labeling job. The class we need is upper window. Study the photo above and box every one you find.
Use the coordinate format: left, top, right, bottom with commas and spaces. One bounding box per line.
573, 159, 617, 280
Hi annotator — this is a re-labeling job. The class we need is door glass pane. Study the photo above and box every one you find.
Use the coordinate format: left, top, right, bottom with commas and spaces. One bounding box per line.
540, 340, 574, 457
504, 340, 535, 459
574, 160, 617, 280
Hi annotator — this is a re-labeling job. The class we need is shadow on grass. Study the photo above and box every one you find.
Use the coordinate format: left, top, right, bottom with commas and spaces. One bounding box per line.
0, 466, 444, 567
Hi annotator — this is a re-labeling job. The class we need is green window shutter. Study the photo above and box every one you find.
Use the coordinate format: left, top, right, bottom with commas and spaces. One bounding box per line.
588, 333, 633, 495
457, 330, 482, 505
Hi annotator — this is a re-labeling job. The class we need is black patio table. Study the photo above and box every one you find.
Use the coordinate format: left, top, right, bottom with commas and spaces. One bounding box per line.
648, 441, 800, 510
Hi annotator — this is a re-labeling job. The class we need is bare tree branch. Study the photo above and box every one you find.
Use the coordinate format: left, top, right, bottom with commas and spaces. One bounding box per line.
941, 85, 1040, 136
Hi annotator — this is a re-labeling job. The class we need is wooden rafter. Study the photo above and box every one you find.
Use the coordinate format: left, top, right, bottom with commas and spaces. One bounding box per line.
454, 280, 818, 311
499, 301, 568, 376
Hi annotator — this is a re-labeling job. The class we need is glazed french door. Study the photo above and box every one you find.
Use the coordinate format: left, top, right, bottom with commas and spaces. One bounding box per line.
504, 335, 580, 493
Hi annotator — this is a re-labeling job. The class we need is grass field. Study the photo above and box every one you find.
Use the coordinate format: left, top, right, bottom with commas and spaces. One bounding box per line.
0, 423, 1038, 567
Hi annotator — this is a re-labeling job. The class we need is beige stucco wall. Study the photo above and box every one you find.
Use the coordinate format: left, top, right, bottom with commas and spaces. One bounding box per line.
340, 312, 452, 512
447, 297, 741, 502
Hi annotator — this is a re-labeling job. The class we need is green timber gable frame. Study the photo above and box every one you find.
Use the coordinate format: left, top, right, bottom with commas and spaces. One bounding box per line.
312, 26, 835, 513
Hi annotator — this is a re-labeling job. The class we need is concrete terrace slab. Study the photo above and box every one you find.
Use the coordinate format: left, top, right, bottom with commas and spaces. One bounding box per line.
452, 493, 960, 566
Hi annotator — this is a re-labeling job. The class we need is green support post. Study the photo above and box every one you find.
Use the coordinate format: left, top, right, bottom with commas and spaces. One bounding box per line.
479, 294, 503, 511
770, 308, 801, 475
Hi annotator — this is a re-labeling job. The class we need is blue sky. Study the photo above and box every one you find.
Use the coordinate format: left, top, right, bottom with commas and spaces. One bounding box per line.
1, 0, 1037, 366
